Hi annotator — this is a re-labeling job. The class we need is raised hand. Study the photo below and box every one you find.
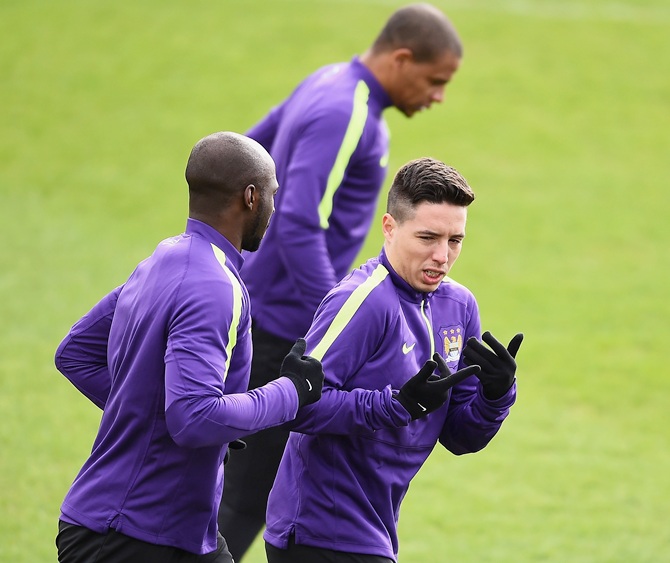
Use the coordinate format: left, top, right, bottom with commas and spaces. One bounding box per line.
462, 331, 523, 400
395, 355, 481, 420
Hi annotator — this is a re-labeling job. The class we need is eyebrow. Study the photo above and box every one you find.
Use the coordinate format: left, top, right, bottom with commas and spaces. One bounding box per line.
416, 229, 465, 238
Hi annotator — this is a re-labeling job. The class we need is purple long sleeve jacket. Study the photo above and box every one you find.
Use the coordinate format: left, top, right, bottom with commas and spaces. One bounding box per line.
55, 219, 300, 554
242, 57, 393, 341
264, 249, 516, 561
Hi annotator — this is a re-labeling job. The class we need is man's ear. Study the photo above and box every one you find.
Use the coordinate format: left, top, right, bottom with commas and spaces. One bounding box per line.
381, 213, 396, 241
244, 184, 256, 210
391, 47, 414, 68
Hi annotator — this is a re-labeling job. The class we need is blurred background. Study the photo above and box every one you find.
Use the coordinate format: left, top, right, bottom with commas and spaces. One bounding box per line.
1, 0, 669, 560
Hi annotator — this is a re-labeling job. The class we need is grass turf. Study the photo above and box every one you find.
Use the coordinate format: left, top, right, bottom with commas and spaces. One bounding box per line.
1, 0, 669, 560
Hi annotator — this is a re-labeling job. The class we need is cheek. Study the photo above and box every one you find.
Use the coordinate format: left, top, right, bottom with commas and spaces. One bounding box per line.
401, 76, 421, 99
408, 82, 423, 99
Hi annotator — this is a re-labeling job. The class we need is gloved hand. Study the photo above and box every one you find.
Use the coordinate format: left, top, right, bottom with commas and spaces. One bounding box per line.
223, 439, 247, 465
462, 331, 523, 400
280, 338, 325, 408
395, 354, 481, 420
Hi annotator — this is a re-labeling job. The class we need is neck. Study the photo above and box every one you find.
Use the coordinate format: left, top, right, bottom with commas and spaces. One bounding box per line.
189, 212, 243, 253
359, 50, 390, 92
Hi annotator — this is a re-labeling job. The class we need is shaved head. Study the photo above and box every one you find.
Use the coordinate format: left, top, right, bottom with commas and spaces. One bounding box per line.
185, 131, 276, 215
185, 131, 279, 252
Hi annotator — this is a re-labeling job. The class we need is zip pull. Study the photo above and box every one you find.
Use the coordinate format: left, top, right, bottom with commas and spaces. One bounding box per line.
420, 299, 435, 358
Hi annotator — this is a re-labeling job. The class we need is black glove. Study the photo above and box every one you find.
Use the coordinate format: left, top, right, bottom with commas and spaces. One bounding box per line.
462, 331, 523, 400
223, 439, 247, 465
395, 354, 481, 420
280, 338, 325, 408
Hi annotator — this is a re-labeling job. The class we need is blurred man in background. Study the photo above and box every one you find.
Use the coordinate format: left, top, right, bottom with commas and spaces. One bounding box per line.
219, 5, 465, 559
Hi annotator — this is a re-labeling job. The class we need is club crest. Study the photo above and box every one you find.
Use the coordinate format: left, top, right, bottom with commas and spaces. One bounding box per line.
441, 326, 463, 363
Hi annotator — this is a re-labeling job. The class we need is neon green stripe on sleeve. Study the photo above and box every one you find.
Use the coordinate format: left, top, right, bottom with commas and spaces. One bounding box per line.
211, 244, 243, 381
310, 264, 388, 361
318, 80, 370, 229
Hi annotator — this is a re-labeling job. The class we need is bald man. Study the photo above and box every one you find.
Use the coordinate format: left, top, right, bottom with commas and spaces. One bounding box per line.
220, 3, 464, 559
53, 132, 324, 562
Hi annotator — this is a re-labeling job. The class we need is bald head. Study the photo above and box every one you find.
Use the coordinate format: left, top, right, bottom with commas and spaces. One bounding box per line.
370, 3, 462, 61
185, 131, 276, 215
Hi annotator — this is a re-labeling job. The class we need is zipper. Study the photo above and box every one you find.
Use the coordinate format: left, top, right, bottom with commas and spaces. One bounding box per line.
420, 299, 435, 358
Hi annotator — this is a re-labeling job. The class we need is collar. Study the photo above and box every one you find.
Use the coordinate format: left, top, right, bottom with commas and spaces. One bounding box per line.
185, 218, 245, 272
350, 56, 393, 111
378, 247, 435, 304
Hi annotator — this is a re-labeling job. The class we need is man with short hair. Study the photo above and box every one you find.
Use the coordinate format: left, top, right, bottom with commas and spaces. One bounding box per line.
263, 157, 524, 562
219, 5, 466, 557
54, 132, 325, 562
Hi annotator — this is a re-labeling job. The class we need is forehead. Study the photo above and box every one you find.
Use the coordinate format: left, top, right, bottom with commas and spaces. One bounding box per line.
400, 201, 467, 233
258, 158, 279, 190
414, 50, 460, 81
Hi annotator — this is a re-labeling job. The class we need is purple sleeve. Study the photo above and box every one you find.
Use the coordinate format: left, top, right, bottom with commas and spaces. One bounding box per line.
439, 297, 516, 454
288, 287, 411, 435
165, 377, 300, 448
272, 108, 354, 318
246, 104, 283, 151
288, 385, 410, 435
440, 380, 516, 455
54, 286, 122, 409
163, 277, 300, 448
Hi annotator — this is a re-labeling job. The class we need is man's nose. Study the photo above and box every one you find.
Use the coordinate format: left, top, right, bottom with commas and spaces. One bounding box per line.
433, 242, 448, 264
431, 87, 445, 104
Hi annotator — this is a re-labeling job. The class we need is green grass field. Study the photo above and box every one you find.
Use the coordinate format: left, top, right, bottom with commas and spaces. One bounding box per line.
2, 0, 669, 561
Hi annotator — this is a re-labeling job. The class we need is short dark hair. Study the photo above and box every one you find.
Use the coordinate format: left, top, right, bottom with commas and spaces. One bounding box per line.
371, 3, 463, 62
185, 131, 268, 215
387, 157, 475, 222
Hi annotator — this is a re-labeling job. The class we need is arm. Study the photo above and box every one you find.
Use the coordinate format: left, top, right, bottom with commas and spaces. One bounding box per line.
54, 286, 122, 409
293, 357, 479, 434
439, 375, 516, 455
440, 329, 523, 455
163, 277, 321, 448
165, 376, 302, 448
285, 279, 412, 435
246, 103, 283, 151
273, 105, 366, 315
287, 385, 410, 435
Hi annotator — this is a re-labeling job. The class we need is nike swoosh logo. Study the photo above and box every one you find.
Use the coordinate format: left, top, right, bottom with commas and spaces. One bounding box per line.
402, 342, 416, 355
306, 379, 313, 392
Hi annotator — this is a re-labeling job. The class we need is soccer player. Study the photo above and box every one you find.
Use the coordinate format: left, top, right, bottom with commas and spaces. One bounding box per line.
263, 157, 524, 562
219, 4, 465, 557
53, 132, 325, 562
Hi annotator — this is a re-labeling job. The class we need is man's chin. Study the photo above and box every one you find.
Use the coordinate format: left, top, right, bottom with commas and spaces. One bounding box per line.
242, 237, 263, 253
410, 280, 441, 293
397, 105, 415, 118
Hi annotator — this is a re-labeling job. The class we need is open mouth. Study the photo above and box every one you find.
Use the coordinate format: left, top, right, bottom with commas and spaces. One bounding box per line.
423, 269, 444, 284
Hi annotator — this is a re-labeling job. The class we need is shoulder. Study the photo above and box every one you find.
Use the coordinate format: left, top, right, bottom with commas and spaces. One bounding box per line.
298, 64, 375, 117
431, 276, 480, 331
307, 260, 398, 357
319, 260, 397, 322
433, 276, 477, 305
168, 237, 247, 313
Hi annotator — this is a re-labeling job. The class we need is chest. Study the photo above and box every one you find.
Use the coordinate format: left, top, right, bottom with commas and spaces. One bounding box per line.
369, 298, 469, 390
